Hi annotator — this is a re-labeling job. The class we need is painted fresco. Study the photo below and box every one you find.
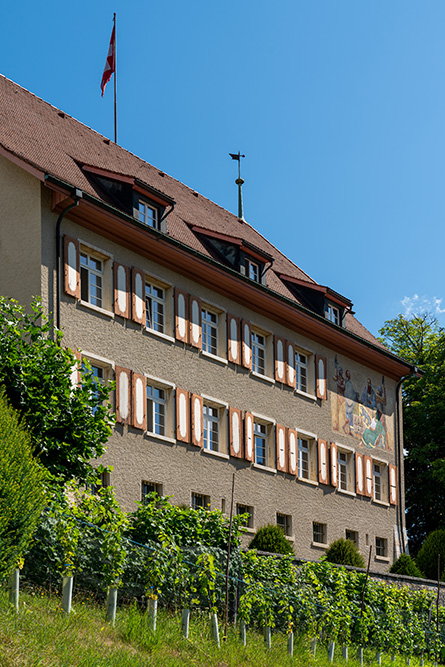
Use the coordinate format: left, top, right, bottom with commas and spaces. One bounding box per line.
330, 356, 394, 451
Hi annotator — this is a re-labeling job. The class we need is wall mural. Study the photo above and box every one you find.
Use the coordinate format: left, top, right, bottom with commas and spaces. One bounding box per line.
331, 356, 393, 451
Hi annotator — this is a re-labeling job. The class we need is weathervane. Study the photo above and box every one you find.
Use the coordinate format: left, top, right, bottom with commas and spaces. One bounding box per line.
229, 151, 246, 221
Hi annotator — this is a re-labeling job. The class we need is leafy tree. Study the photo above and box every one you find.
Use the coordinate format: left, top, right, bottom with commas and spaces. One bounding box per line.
389, 553, 423, 578
0, 387, 47, 578
379, 313, 445, 554
248, 524, 294, 555
324, 538, 365, 568
415, 529, 445, 581
0, 297, 114, 483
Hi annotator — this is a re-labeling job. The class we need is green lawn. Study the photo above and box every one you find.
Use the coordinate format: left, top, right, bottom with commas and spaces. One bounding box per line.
0, 587, 437, 666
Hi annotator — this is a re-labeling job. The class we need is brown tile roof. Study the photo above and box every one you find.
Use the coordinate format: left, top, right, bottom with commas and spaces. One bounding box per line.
0, 74, 384, 349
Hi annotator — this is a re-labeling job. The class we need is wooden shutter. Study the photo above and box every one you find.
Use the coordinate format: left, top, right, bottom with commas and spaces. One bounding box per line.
229, 407, 243, 458
389, 464, 398, 505
113, 262, 130, 318
63, 235, 80, 298
132, 372, 147, 430
364, 455, 373, 497
355, 452, 365, 495
115, 366, 131, 424
274, 336, 286, 383
191, 394, 203, 447
318, 439, 329, 484
330, 442, 338, 488
175, 289, 189, 343
131, 267, 145, 324
286, 341, 295, 388
316, 355, 327, 400
189, 295, 202, 349
244, 411, 254, 462
227, 314, 241, 364
176, 388, 190, 442
276, 424, 288, 472
288, 429, 298, 476
241, 319, 252, 369
70, 349, 81, 389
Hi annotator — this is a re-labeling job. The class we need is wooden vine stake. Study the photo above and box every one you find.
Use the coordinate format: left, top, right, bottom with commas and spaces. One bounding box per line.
8, 568, 19, 612
61, 575, 73, 615
223, 472, 235, 641
435, 553, 440, 667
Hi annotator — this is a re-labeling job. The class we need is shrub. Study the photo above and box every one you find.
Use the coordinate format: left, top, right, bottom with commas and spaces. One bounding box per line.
416, 529, 445, 580
390, 553, 423, 578
0, 388, 47, 578
324, 538, 365, 568
248, 524, 294, 555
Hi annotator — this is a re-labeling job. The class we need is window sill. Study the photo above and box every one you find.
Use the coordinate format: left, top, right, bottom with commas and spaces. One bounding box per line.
373, 499, 390, 507
312, 541, 328, 550
241, 526, 255, 534
295, 389, 317, 401
79, 300, 114, 319
337, 488, 356, 498
145, 432, 176, 445
201, 350, 228, 366
144, 327, 175, 344
250, 371, 275, 385
285, 535, 295, 542
297, 476, 318, 487
375, 555, 390, 562
253, 463, 276, 475
202, 448, 230, 460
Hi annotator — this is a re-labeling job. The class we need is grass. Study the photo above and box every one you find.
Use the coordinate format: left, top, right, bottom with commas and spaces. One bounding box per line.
0, 586, 438, 667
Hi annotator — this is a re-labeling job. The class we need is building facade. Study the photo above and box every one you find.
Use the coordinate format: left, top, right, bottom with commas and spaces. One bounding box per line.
0, 75, 414, 569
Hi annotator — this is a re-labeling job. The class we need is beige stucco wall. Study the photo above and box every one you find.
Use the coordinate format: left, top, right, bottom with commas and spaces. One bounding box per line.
0, 154, 41, 307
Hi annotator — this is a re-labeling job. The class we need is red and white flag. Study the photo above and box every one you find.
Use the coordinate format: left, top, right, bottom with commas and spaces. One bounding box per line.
100, 25, 115, 96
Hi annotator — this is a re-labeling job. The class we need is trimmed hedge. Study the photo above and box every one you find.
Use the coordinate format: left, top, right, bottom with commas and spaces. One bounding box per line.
324, 538, 365, 568
248, 524, 294, 555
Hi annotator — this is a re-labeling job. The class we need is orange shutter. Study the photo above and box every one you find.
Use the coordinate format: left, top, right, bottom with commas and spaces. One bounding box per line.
63, 235, 80, 298
176, 388, 190, 442
131, 267, 145, 324
274, 336, 286, 383
286, 341, 295, 388
229, 407, 243, 458
191, 394, 203, 447
355, 453, 365, 495
330, 442, 338, 488
276, 424, 288, 473
227, 314, 241, 364
113, 262, 130, 318
115, 367, 132, 424
175, 289, 189, 343
389, 464, 398, 505
244, 411, 254, 462
189, 296, 202, 349
132, 372, 147, 430
318, 439, 329, 484
241, 319, 252, 369
288, 429, 298, 476
364, 456, 373, 497
315, 355, 327, 400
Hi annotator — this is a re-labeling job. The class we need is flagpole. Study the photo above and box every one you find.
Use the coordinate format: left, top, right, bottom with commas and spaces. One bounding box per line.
113, 12, 117, 144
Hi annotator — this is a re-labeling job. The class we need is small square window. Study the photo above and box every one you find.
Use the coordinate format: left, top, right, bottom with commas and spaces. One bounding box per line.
277, 513, 292, 537
345, 529, 358, 546
138, 200, 159, 229
375, 536, 387, 557
141, 481, 163, 503
236, 503, 254, 529
313, 522, 327, 545
191, 492, 210, 510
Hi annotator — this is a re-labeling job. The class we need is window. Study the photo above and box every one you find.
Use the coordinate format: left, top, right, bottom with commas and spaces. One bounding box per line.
277, 513, 292, 537
202, 307, 218, 356
374, 463, 382, 501
326, 304, 341, 325
191, 492, 210, 510
141, 480, 163, 502
375, 536, 387, 558
236, 504, 254, 529
254, 420, 267, 466
85, 470, 110, 495
80, 251, 103, 308
203, 403, 219, 451
336, 446, 354, 493
345, 529, 358, 546
295, 351, 308, 393
81, 355, 113, 414
145, 376, 175, 440
251, 330, 266, 375
245, 257, 260, 282
138, 199, 159, 229
313, 522, 327, 545
373, 461, 388, 503
145, 282, 165, 333
298, 437, 310, 480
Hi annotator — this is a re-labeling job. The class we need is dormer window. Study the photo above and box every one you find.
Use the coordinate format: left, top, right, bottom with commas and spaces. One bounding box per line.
326, 303, 341, 326
138, 200, 159, 229
245, 257, 260, 282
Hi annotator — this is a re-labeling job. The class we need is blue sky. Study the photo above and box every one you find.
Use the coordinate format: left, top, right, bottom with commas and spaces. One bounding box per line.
2, 1, 445, 337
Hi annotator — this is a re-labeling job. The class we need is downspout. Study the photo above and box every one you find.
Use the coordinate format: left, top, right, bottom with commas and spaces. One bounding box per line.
55, 189, 83, 335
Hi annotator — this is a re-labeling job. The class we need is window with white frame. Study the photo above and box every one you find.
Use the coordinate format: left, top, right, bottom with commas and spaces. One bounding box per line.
375, 536, 388, 557
297, 436, 317, 482
373, 462, 388, 502
80, 251, 104, 308
201, 307, 218, 356
313, 522, 327, 545
236, 503, 254, 529
277, 513, 292, 537
145, 281, 165, 333
138, 199, 159, 229
245, 257, 260, 282
141, 481, 163, 503
191, 492, 210, 510
145, 376, 174, 439
337, 446, 354, 493
326, 303, 341, 325
251, 330, 266, 375
254, 420, 268, 466
81, 356, 113, 414
295, 350, 308, 393
203, 403, 219, 451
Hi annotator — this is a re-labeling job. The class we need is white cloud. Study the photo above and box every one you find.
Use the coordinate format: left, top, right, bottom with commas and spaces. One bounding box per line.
401, 294, 445, 317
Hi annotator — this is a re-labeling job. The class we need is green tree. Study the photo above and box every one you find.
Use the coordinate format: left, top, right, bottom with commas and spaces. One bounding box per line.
0, 388, 47, 577
324, 538, 365, 568
415, 529, 445, 581
0, 297, 114, 483
379, 313, 445, 554
248, 524, 294, 555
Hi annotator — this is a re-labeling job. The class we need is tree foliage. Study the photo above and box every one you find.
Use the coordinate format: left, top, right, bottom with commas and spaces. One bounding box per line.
415, 529, 445, 581
0, 297, 114, 483
248, 524, 294, 555
389, 553, 423, 578
0, 387, 47, 578
379, 313, 445, 554
324, 538, 365, 568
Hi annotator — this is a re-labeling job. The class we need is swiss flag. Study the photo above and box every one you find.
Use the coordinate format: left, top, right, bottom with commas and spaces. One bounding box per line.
100, 26, 115, 96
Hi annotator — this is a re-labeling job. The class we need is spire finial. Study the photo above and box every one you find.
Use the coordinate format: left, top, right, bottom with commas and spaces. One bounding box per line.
229, 152, 246, 221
